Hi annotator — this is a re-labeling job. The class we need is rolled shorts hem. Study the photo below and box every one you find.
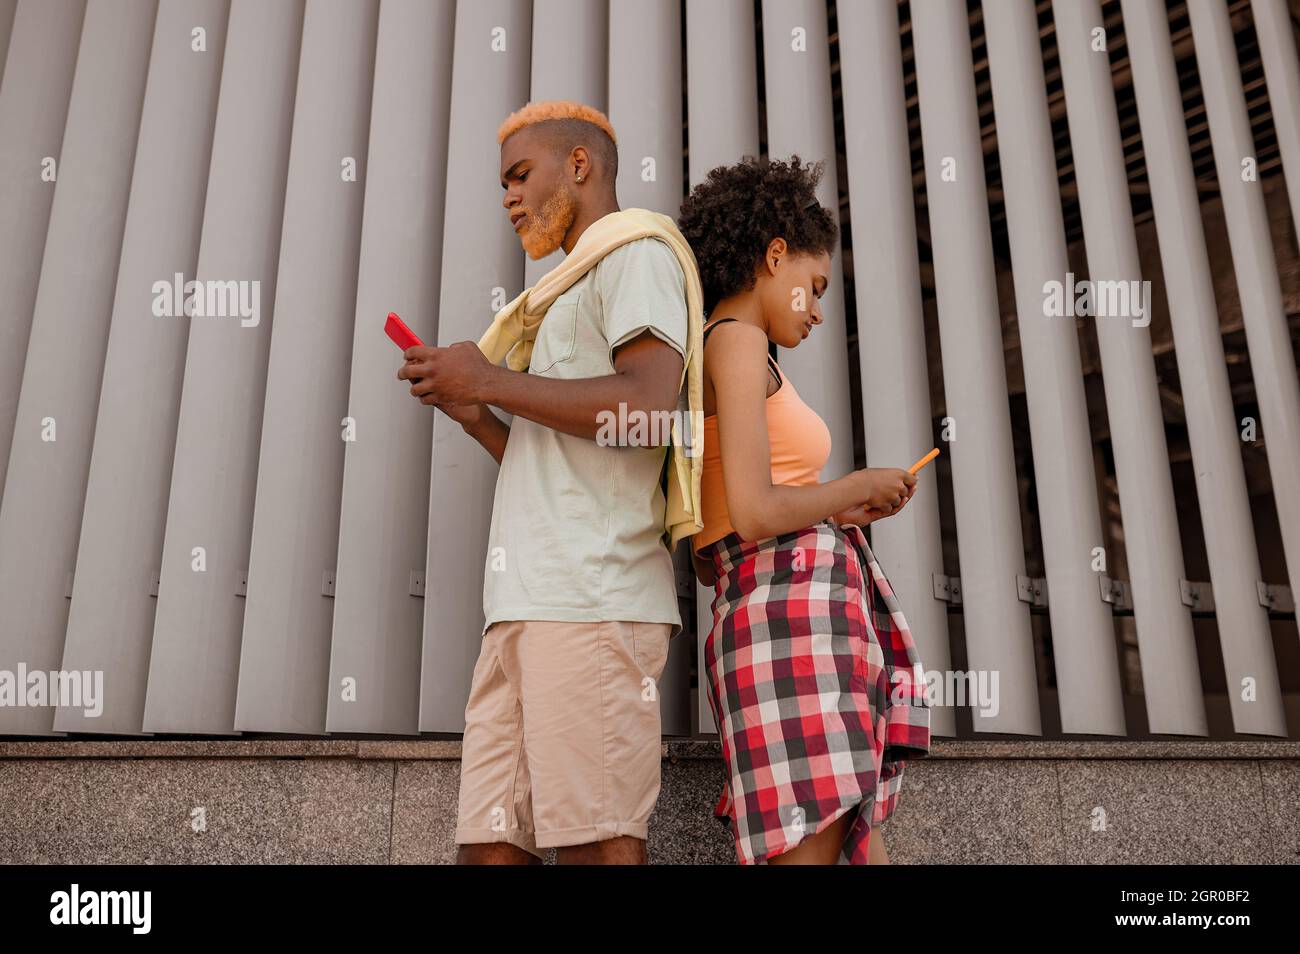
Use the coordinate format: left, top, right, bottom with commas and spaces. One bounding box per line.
454, 826, 545, 860
533, 821, 649, 849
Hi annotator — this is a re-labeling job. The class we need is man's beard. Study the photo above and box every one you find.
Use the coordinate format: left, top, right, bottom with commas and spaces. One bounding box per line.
520, 183, 577, 259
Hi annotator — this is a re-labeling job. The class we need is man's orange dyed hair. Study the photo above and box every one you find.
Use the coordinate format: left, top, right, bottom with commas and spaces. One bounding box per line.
496, 100, 617, 146
497, 101, 619, 180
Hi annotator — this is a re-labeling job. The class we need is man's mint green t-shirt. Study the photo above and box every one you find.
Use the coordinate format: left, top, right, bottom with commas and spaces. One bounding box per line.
482, 237, 689, 638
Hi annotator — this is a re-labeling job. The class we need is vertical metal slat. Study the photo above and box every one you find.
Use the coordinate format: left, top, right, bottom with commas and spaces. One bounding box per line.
0, 0, 156, 737
685, 0, 760, 735
912, 0, 1040, 735
0, 0, 83, 502
837, 0, 956, 737
326, 0, 455, 735
57, 0, 230, 735
1123, 0, 1285, 736
1053, 0, 1207, 736
234, 0, 379, 734
145, 0, 304, 733
984, 0, 1126, 735
418, 0, 532, 732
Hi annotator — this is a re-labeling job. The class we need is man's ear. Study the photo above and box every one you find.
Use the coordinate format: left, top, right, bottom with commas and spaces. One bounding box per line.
570, 145, 591, 182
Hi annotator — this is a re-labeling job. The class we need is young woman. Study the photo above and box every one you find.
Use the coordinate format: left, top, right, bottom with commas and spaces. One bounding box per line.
678, 156, 932, 865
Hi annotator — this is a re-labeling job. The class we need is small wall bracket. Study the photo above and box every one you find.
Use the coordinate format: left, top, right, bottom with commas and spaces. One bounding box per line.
932, 573, 962, 606
1180, 579, 1215, 612
1016, 574, 1048, 608
1257, 581, 1295, 613
1099, 574, 1131, 611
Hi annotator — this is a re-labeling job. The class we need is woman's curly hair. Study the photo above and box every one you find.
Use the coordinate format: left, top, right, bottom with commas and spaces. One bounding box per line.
677, 154, 838, 315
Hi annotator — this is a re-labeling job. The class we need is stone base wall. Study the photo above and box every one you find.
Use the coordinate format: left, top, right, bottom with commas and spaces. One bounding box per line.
0, 741, 1296, 864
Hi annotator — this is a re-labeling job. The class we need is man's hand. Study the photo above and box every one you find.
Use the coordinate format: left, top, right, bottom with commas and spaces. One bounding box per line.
434, 400, 489, 429
397, 342, 497, 406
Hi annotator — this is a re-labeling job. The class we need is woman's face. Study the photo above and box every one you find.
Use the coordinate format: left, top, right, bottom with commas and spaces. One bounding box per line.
757, 242, 831, 349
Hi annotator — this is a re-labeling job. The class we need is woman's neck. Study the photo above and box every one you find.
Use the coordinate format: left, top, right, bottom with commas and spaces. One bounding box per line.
708, 293, 767, 334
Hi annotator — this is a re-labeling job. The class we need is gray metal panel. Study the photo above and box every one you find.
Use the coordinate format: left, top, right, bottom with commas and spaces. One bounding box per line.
1124, 0, 1285, 736
1053, 0, 1206, 735
1189, 0, 1300, 665
983, 0, 1125, 735
1252, 0, 1300, 235
0, 0, 16, 82
685, 0, 760, 735
326, 0, 454, 735
0, 0, 84, 502
0, 0, 156, 737
144, 0, 303, 733
523, 0, 607, 287
234, 0, 379, 734
610, 0, 680, 214
609, 0, 692, 736
759, 0, 853, 483
836, 0, 955, 738
56, 0, 230, 736
911, 0, 1040, 735
419, 0, 532, 732
685, 0, 759, 183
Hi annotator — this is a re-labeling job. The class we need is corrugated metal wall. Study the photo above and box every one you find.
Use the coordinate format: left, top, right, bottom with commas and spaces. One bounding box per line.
0, 0, 1296, 740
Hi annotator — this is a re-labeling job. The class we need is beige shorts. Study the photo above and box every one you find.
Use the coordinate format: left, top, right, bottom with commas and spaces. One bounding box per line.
454, 619, 673, 857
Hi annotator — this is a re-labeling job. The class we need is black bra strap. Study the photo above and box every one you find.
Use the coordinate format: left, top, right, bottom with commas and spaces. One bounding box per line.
766, 353, 783, 387
702, 317, 737, 341
703, 317, 783, 389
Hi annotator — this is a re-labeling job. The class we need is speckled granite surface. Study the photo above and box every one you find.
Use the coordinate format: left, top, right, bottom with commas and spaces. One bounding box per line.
0, 740, 1296, 863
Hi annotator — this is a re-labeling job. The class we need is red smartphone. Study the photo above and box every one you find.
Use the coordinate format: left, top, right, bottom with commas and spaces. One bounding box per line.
385, 311, 423, 351
387, 312, 424, 388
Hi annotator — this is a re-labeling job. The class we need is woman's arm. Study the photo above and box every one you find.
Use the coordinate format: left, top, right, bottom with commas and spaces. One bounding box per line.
711, 322, 911, 541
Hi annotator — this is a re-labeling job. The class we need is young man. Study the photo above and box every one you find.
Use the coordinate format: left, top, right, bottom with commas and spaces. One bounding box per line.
397, 102, 701, 865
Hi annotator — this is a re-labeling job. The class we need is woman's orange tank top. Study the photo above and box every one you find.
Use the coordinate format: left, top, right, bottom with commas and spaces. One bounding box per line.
694, 317, 833, 555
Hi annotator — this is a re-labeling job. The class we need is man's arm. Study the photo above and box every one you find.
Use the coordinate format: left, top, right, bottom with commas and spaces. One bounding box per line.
403, 330, 684, 444
455, 404, 510, 465
486, 330, 683, 440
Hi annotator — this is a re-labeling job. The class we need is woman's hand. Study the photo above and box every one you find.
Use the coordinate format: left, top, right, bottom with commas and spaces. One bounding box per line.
833, 480, 917, 527
831, 503, 879, 528
852, 467, 917, 512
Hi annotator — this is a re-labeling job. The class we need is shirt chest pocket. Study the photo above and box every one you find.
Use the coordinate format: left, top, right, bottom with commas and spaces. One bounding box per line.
528, 292, 582, 374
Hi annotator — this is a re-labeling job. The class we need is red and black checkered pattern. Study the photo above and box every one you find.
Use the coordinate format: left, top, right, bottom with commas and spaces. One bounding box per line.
701, 520, 931, 864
